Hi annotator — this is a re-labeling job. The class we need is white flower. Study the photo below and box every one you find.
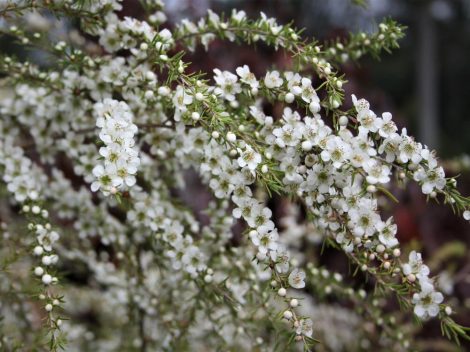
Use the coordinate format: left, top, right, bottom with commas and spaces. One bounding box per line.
232, 197, 258, 220
158, 27, 172, 39
437, 271, 454, 295
264, 70, 283, 89
173, 85, 193, 111
300, 77, 319, 105
207, 9, 221, 27
288, 268, 306, 289
260, 12, 283, 35
302, 164, 335, 194
99, 24, 122, 52
236, 65, 259, 89
285, 71, 302, 93
296, 318, 313, 338
320, 136, 352, 168
91, 165, 112, 193
412, 284, 444, 319
181, 245, 206, 275
250, 228, 279, 254
209, 173, 234, 199
357, 109, 382, 133
402, 251, 430, 280
251, 206, 275, 232
272, 123, 302, 148
378, 133, 401, 162
105, 161, 137, 188
213, 68, 241, 101
6, 175, 39, 202
231, 9, 247, 22
271, 248, 290, 273
377, 217, 398, 248
237, 145, 261, 171
363, 159, 390, 184
36, 228, 60, 252
378, 112, 397, 138
398, 129, 424, 164
282, 107, 301, 124
413, 166, 446, 195
348, 205, 381, 238
351, 94, 370, 112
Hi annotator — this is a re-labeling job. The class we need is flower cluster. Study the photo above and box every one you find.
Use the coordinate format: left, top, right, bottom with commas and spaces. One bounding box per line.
0, 124, 63, 345
403, 251, 444, 319
91, 99, 140, 195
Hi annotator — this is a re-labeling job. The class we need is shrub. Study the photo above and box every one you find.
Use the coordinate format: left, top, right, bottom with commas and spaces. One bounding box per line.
0, 1, 469, 351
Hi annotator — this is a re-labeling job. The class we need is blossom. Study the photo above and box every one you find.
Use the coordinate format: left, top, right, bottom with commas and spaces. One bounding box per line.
300, 78, 318, 104
398, 129, 424, 164
209, 173, 234, 199
236, 65, 259, 89
264, 70, 283, 89
320, 136, 352, 168
412, 284, 444, 319
288, 268, 306, 289
213, 68, 241, 101
413, 166, 446, 194
377, 217, 398, 248
296, 318, 313, 338
378, 112, 397, 138
302, 164, 335, 194
232, 197, 259, 220
181, 245, 207, 275
348, 205, 381, 238
378, 133, 401, 162
357, 109, 382, 133
172, 85, 193, 114
91, 165, 113, 193
36, 228, 60, 252
402, 251, 430, 280
272, 123, 302, 148
363, 159, 391, 185
271, 248, 290, 273
285, 71, 302, 93
105, 160, 138, 188
251, 206, 275, 232
250, 228, 279, 254
352, 94, 370, 112
237, 145, 261, 170
260, 12, 283, 36
231, 9, 247, 22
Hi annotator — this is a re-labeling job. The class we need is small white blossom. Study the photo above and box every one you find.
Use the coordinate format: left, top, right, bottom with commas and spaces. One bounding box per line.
413, 166, 446, 195
236, 65, 259, 89
213, 68, 241, 101
237, 145, 261, 170
402, 251, 430, 280
296, 318, 313, 338
363, 159, 391, 185
288, 268, 306, 289
412, 283, 444, 319
264, 70, 283, 89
